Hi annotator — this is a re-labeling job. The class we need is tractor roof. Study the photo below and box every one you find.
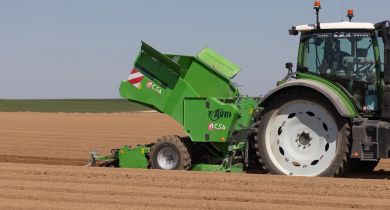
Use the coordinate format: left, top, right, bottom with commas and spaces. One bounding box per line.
296, 21, 375, 32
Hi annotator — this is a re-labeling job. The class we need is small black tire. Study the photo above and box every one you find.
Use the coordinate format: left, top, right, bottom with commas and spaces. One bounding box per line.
254, 87, 350, 177
149, 135, 192, 170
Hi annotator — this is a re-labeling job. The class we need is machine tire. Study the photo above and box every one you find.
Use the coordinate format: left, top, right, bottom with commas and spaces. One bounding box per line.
254, 87, 350, 177
149, 135, 192, 170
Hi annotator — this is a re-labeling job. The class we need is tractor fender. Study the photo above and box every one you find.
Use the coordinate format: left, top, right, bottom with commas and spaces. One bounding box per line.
260, 80, 356, 118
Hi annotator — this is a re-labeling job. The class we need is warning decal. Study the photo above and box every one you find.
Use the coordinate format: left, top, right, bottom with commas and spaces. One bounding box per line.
127, 68, 144, 89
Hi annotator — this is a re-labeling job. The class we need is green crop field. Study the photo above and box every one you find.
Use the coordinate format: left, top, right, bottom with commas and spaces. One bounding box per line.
0, 99, 151, 113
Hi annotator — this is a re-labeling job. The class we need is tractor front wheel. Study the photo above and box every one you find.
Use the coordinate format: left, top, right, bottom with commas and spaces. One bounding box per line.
149, 135, 192, 170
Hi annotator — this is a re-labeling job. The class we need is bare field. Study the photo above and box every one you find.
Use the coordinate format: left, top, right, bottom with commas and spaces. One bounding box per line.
0, 112, 185, 165
0, 112, 390, 209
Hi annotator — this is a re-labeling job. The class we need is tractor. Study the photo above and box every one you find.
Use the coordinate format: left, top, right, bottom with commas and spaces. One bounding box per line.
89, 1, 390, 177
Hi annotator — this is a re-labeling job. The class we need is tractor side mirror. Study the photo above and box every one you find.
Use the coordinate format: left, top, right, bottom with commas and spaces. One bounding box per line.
289, 26, 298, 36
285, 62, 293, 71
278, 62, 295, 86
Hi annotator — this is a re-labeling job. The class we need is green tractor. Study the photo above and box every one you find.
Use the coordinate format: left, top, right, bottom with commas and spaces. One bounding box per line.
89, 1, 390, 177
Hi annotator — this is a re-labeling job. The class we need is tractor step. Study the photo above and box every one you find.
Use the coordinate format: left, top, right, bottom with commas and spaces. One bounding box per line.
351, 120, 390, 160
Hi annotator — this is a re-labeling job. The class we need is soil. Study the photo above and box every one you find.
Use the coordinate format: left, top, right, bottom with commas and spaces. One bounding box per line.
0, 112, 389, 209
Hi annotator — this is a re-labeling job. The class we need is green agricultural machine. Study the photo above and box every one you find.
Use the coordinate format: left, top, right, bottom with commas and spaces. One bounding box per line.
90, 1, 390, 176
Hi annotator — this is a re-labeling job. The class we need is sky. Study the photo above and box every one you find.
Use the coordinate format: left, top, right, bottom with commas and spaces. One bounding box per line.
1, 0, 390, 99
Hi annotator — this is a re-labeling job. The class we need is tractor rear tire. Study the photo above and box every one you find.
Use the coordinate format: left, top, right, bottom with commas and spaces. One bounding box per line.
254, 87, 350, 177
149, 135, 192, 170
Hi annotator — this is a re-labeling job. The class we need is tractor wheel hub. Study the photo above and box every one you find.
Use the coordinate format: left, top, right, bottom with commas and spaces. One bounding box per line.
297, 131, 312, 146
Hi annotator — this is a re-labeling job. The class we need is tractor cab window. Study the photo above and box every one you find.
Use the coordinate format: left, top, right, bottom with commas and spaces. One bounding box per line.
301, 32, 378, 112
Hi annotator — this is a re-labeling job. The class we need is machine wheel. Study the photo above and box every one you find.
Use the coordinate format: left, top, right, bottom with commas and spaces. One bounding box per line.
255, 88, 350, 177
149, 135, 192, 170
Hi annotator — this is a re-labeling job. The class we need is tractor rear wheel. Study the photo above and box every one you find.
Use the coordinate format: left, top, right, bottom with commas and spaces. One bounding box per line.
255, 88, 350, 177
149, 135, 192, 170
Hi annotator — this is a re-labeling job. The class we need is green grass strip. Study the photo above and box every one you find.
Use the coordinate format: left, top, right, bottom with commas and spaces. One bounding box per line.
0, 99, 150, 113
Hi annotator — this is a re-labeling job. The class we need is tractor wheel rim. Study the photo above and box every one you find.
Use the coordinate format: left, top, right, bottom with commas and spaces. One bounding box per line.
265, 100, 338, 176
157, 147, 179, 170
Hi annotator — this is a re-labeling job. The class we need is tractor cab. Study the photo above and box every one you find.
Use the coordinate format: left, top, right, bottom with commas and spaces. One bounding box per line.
289, 4, 390, 119
295, 22, 379, 113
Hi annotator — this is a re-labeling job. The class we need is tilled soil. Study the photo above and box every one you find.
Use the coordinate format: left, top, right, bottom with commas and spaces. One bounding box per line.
0, 112, 389, 209
0, 163, 390, 210
0, 112, 185, 165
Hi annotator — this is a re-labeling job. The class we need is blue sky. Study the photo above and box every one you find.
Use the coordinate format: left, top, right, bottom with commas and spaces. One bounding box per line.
1, 0, 390, 99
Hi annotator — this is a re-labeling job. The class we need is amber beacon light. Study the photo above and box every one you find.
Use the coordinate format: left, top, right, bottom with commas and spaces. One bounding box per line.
313, 1, 321, 29
313, 0, 321, 9
347, 9, 354, 22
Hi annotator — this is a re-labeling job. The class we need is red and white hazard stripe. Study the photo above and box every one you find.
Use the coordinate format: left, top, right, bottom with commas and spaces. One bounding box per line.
127, 68, 144, 89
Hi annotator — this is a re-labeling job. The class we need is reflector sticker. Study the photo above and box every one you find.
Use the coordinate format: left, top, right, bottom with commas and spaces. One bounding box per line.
128, 68, 144, 89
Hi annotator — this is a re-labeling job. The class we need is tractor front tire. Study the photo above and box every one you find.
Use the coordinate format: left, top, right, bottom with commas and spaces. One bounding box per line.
149, 135, 192, 170
255, 88, 350, 177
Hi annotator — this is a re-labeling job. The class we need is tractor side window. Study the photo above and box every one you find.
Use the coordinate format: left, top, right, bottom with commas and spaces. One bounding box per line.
304, 37, 324, 74
321, 38, 352, 77
356, 38, 376, 83
302, 33, 378, 112
303, 35, 376, 81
